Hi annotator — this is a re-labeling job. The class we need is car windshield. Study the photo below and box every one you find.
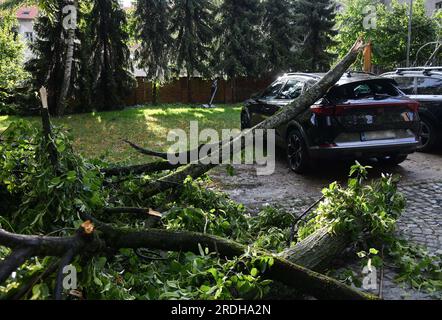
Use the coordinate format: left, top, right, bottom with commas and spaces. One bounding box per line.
327, 80, 401, 103
260, 79, 285, 99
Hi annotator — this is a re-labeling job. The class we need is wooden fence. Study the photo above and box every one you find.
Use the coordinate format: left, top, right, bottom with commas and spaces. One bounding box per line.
125, 76, 275, 106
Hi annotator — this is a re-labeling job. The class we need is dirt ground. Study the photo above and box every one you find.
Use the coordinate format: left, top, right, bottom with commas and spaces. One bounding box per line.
210, 150, 442, 208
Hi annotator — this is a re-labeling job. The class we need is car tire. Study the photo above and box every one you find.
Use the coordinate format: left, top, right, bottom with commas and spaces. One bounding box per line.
241, 110, 251, 130
286, 129, 310, 173
377, 154, 408, 166
419, 117, 437, 152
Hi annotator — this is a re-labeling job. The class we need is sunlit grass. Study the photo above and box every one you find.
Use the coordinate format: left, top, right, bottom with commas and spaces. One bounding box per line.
0, 104, 242, 165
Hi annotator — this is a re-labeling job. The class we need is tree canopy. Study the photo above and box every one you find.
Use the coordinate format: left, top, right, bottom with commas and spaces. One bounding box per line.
332, 0, 441, 70
0, 15, 28, 114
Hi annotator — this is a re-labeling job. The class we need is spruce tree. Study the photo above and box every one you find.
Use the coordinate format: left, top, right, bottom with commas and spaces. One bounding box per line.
86, 0, 134, 110
263, 0, 298, 73
170, 0, 216, 102
134, 0, 172, 105
216, 0, 265, 100
294, 0, 336, 72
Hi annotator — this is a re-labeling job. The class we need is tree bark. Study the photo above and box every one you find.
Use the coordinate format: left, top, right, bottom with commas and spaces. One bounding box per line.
0, 226, 373, 300
187, 74, 192, 103
101, 161, 181, 176
39, 87, 59, 172
152, 81, 158, 105
0, 247, 35, 284
281, 227, 349, 271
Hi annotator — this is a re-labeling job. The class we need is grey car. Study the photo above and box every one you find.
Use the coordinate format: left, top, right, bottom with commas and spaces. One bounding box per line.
382, 67, 442, 152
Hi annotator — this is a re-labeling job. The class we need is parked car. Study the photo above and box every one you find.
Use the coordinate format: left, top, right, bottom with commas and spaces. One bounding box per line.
382, 67, 442, 152
241, 72, 421, 173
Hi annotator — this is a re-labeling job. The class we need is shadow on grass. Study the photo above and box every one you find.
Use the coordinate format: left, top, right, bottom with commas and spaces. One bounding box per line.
0, 104, 242, 165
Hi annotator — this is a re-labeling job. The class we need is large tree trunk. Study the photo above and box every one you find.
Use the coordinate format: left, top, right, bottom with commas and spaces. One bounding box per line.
187, 74, 192, 103
0, 226, 375, 300
281, 228, 349, 271
152, 81, 158, 105
57, 0, 77, 116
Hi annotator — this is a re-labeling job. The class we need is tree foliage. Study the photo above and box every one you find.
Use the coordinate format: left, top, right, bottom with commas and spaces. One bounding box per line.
0, 15, 29, 114
134, 0, 172, 82
26, 0, 134, 113
215, 0, 266, 79
170, 0, 215, 78
293, 0, 337, 72
26, 0, 81, 115
333, 0, 440, 70
262, 0, 298, 73
82, 0, 134, 110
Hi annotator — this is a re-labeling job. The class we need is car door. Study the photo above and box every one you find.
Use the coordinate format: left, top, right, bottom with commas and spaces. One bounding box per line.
262, 78, 305, 143
413, 76, 442, 123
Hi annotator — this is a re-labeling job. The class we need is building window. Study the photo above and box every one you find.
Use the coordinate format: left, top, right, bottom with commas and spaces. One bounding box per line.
24, 32, 34, 42
436, 1, 442, 10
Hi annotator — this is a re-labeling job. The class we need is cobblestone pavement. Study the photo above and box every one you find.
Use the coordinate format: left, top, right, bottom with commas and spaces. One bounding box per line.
210, 152, 442, 300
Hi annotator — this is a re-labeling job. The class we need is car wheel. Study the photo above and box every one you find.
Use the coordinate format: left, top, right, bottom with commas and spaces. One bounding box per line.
419, 117, 437, 152
241, 110, 251, 130
377, 154, 408, 166
286, 129, 310, 173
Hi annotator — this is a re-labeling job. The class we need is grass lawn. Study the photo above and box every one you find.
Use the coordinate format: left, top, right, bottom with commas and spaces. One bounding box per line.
0, 104, 242, 165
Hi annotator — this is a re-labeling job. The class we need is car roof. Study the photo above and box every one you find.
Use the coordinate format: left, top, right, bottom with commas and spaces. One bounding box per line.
382, 67, 442, 78
281, 71, 393, 86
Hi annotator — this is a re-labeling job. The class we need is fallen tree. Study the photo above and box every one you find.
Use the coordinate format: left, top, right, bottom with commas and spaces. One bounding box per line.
0, 221, 374, 300
0, 38, 381, 300
119, 38, 367, 199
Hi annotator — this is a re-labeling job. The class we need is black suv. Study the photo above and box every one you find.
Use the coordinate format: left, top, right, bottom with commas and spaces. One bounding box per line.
382, 67, 442, 152
241, 72, 421, 173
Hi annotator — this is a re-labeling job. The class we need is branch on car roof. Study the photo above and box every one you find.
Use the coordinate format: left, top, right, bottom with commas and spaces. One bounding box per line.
137, 38, 368, 198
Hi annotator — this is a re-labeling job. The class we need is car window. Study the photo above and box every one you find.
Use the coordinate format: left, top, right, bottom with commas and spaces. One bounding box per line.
261, 79, 285, 99
327, 80, 401, 103
279, 79, 304, 99
416, 77, 442, 95
393, 77, 416, 94
353, 84, 372, 98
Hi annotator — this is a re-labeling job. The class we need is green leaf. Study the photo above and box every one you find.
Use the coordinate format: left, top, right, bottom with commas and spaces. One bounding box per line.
250, 268, 259, 277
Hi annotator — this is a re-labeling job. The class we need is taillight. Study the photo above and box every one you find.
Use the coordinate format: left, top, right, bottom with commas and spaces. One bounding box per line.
310, 105, 335, 116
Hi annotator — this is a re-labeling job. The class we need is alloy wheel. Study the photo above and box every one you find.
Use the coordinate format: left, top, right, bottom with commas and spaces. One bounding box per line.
287, 134, 303, 170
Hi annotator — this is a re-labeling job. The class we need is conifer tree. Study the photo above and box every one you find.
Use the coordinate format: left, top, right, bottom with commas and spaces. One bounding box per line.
170, 0, 216, 102
134, 0, 172, 105
215, 0, 266, 100
263, 0, 298, 73
294, 0, 336, 72
86, 0, 134, 110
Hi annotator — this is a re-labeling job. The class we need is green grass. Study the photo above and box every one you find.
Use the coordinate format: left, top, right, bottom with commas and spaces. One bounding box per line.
0, 104, 242, 165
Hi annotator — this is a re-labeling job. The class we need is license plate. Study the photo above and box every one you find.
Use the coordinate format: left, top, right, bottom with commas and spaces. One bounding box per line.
361, 130, 396, 141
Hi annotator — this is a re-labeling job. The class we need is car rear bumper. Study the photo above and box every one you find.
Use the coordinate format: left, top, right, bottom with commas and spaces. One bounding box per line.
308, 137, 421, 159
